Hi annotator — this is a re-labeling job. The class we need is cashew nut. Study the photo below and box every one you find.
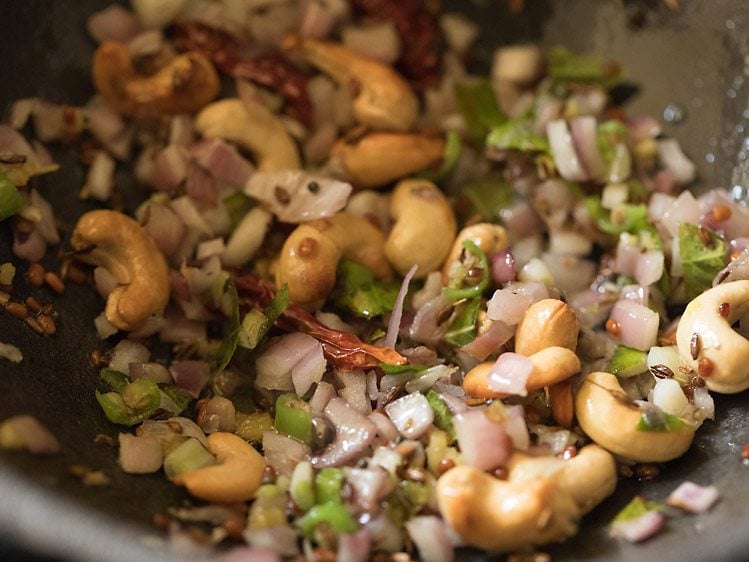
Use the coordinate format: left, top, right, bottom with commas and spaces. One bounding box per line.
284, 36, 419, 132
173, 432, 266, 503
195, 98, 301, 172
675, 280, 749, 394
327, 132, 445, 189
92, 42, 219, 117
436, 465, 579, 551
441, 223, 509, 283
514, 299, 579, 356
575, 372, 695, 463
72, 210, 170, 331
386, 179, 457, 278
276, 212, 393, 308
463, 346, 581, 399
506, 444, 617, 515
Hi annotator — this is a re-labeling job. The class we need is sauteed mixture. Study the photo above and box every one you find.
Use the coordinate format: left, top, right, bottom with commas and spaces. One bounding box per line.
0, 1, 743, 559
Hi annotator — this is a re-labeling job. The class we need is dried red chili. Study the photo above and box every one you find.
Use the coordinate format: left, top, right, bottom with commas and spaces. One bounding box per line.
349, 0, 442, 91
233, 271, 406, 370
171, 22, 313, 127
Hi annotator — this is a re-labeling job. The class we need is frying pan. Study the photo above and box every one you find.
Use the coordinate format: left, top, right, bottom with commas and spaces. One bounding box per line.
0, 1, 747, 560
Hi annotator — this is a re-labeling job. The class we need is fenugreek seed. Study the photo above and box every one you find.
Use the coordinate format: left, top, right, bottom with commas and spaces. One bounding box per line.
27, 263, 45, 287
44, 271, 65, 294
689, 332, 701, 360
605, 318, 621, 336
25, 296, 42, 314
437, 458, 456, 475
297, 237, 318, 257
633, 463, 660, 480
650, 364, 675, 379
719, 302, 730, 318
24, 316, 45, 334
37, 315, 56, 335
5, 302, 28, 319
697, 357, 714, 378
492, 467, 508, 480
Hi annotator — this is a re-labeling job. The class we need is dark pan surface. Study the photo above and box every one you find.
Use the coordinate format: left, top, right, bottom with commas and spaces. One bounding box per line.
0, 1, 747, 560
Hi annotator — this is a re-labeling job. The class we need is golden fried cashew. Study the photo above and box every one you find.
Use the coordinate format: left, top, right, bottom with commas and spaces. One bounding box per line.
514, 299, 579, 356
575, 372, 695, 463
72, 210, 170, 331
436, 465, 579, 551
284, 36, 419, 132
92, 42, 219, 118
506, 444, 617, 515
385, 179, 456, 278
173, 432, 266, 503
441, 223, 509, 283
463, 346, 581, 400
675, 280, 749, 394
327, 132, 445, 189
276, 212, 393, 308
195, 98, 301, 172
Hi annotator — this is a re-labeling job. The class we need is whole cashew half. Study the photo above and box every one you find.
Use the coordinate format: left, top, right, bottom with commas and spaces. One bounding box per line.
575, 372, 695, 463
276, 212, 393, 308
386, 179, 457, 278
436, 465, 579, 551
284, 36, 419, 132
92, 42, 219, 117
195, 98, 301, 172
327, 132, 445, 189
173, 432, 266, 503
442, 223, 509, 283
514, 298, 579, 356
675, 280, 749, 393
72, 210, 170, 331
463, 346, 581, 399
506, 444, 617, 515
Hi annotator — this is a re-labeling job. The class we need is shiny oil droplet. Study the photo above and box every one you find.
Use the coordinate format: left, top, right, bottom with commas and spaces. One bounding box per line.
663, 103, 685, 123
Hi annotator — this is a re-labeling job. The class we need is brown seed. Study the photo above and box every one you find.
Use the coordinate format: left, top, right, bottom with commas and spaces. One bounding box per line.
44, 271, 65, 294
697, 357, 714, 378
297, 236, 318, 257
94, 434, 115, 446
633, 463, 660, 480
690, 332, 701, 360
152, 512, 171, 530
605, 318, 621, 336
63, 262, 87, 285
719, 302, 730, 318
223, 516, 245, 540
650, 364, 675, 379
492, 467, 508, 480
437, 458, 456, 476
5, 302, 28, 320
27, 263, 45, 287
24, 316, 45, 334
740, 443, 749, 462
274, 185, 291, 205
37, 315, 56, 335
0, 291, 9, 305
25, 296, 42, 314
710, 204, 732, 223
88, 349, 109, 368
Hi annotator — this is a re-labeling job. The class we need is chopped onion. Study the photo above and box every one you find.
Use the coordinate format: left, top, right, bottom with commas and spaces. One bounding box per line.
634, 250, 664, 286
243, 525, 300, 558
490, 250, 516, 284
460, 319, 514, 361
118, 433, 163, 474
609, 300, 659, 351
219, 546, 283, 562
409, 293, 454, 346
310, 398, 376, 468
94, 312, 118, 339
609, 510, 665, 543
368, 411, 399, 443
345, 466, 393, 512
667, 481, 720, 513
131, 0, 186, 28
81, 150, 116, 201
129, 362, 173, 384
384, 392, 434, 439
169, 195, 213, 236
364, 513, 403, 553
191, 138, 254, 188
341, 22, 401, 65
541, 253, 596, 294
109, 339, 150, 374
570, 116, 606, 181
405, 516, 455, 562
651, 378, 691, 419
661, 190, 700, 239
151, 145, 189, 191
196, 237, 225, 261
336, 370, 371, 414
309, 381, 336, 414
629, 116, 662, 142
404, 365, 456, 394
85, 98, 133, 160
692, 386, 715, 424
453, 408, 511, 470
141, 202, 186, 256
262, 431, 309, 478
504, 406, 530, 450
500, 201, 544, 239
185, 164, 219, 207
292, 344, 327, 398
245, 171, 352, 223
385, 264, 418, 348
256, 333, 325, 393
487, 352, 532, 396
486, 287, 533, 325
658, 138, 696, 185
223, 207, 273, 268
547, 119, 588, 182
0, 341, 22, 363
620, 284, 649, 307
169, 360, 210, 398
337, 528, 372, 562
13, 229, 47, 263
